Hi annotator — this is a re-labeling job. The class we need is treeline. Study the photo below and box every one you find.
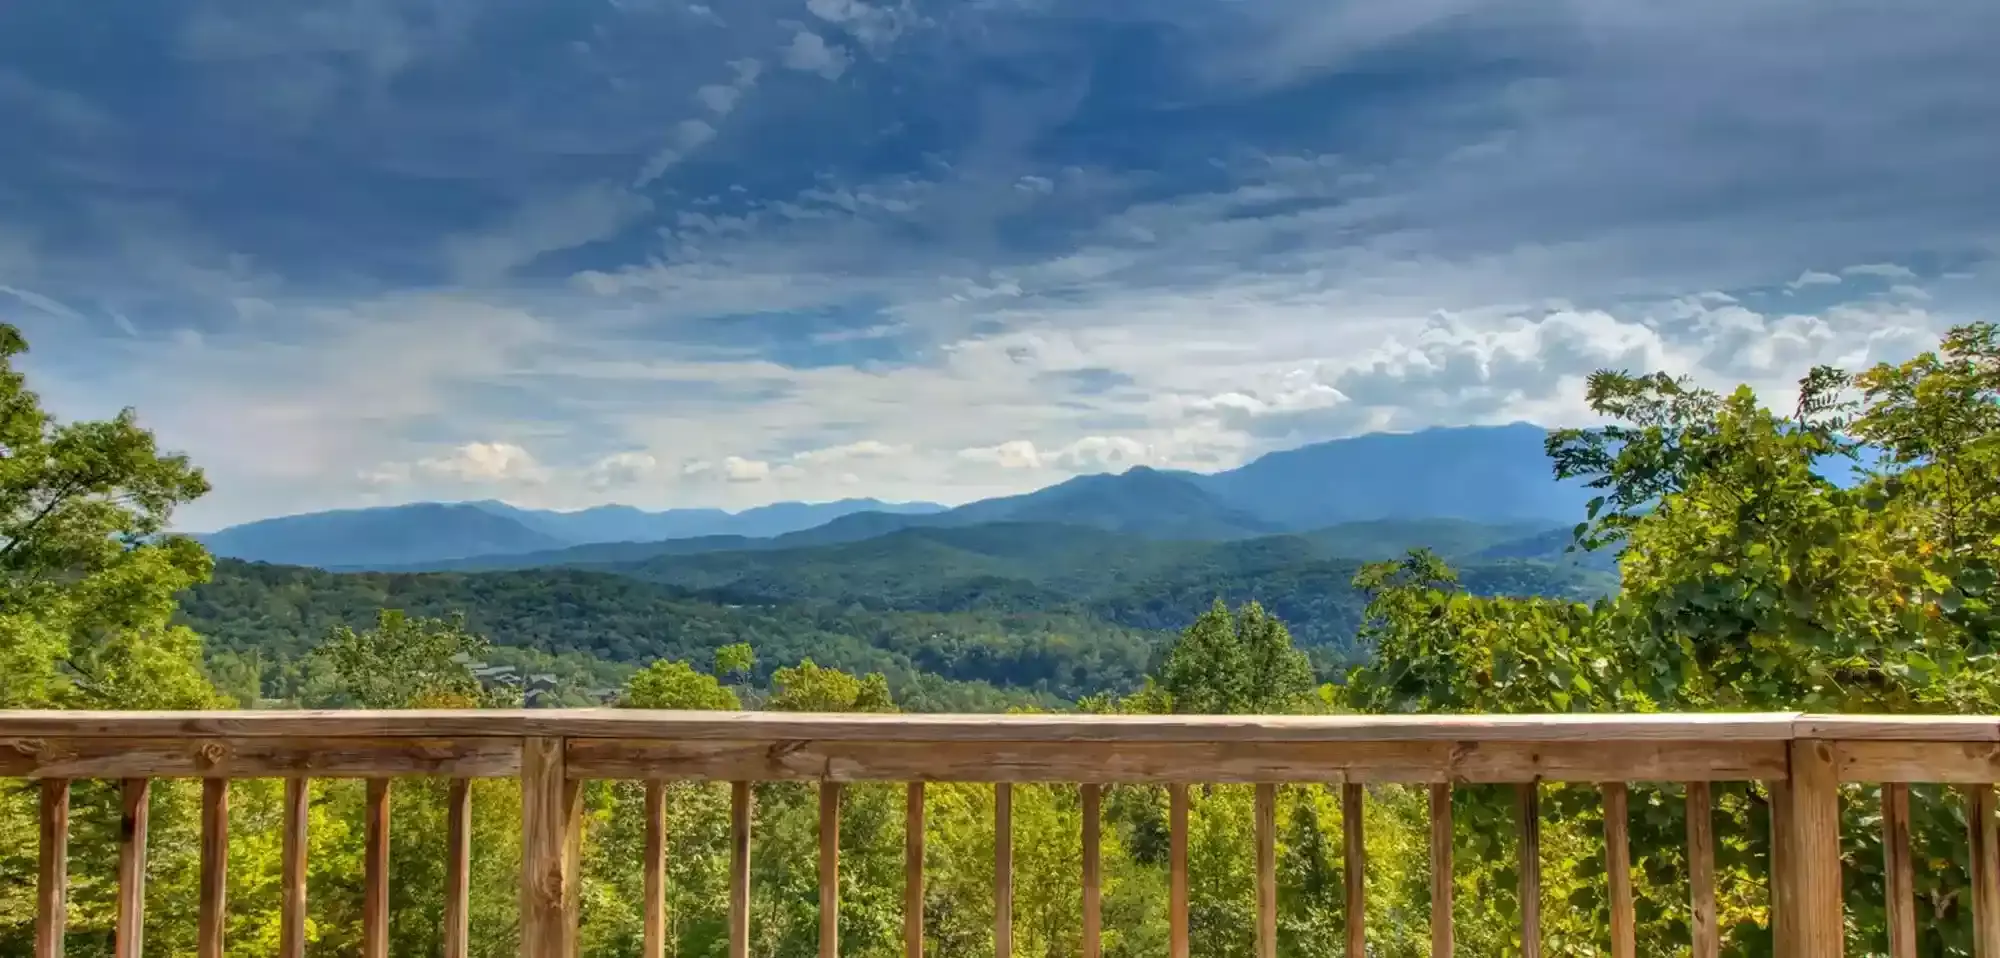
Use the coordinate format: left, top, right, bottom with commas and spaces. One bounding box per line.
5, 320, 2000, 956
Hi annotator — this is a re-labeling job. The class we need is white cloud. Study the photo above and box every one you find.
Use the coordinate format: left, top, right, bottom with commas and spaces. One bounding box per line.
694, 58, 761, 116
1788, 270, 1842, 289
957, 440, 1043, 470
1049, 436, 1150, 471
722, 455, 771, 482
790, 439, 907, 464
441, 183, 652, 283
1845, 263, 1919, 280
587, 451, 659, 488
636, 119, 719, 187
416, 442, 548, 483
781, 31, 850, 80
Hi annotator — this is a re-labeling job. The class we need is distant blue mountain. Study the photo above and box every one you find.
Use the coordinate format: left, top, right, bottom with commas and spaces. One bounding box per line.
466, 498, 945, 543
202, 498, 945, 569
1186, 422, 1594, 528
200, 424, 1607, 570
197, 503, 569, 569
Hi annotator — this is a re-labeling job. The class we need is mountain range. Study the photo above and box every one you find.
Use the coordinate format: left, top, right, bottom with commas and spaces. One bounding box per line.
198, 423, 1594, 570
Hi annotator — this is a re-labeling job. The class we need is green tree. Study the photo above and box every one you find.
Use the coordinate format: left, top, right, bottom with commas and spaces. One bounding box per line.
0, 322, 216, 710
308, 610, 508, 708
627, 658, 744, 710
1160, 600, 1313, 714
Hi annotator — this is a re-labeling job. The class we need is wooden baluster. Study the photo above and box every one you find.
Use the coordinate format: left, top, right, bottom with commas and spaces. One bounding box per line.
37, 778, 69, 958
114, 779, 150, 958
642, 781, 667, 958
280, 778, 309, 958
1518, 783, 1541, 958
1344, 783, 1365, 958
1429, 784, 1453, 958
1768, 779, 1794, 958
906, 783, 926, 958
1968, 784, 2000, 958
1687, 782, 1719, 958
446, 778, 473, 958
1082, 784, 1101, 958
564, 779, 582, 958
821, 782, 842, 958
1784, 741, 1842, 958
1602, 783, 1635, 958
996, 783, 1014, 958
1256, 784, 1277, 958
523, 737, 578, 958
1170, 784, 1190, 958
198, 778, 230, 958
1881, 784, 1916, 958
730, 781, 751, 958
364, 779, 391, 958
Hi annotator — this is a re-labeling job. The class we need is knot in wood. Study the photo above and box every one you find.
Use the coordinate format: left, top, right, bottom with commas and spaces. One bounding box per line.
197, 740, 229, 766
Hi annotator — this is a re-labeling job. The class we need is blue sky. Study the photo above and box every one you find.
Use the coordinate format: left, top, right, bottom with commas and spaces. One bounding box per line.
3, 0, 1997, 530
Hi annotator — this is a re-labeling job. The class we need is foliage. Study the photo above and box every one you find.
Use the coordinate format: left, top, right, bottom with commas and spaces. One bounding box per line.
1159, 600, 1315, 714
0, 322, 216, 710
309, 609, 513, 708
1348, 322, 2000, 955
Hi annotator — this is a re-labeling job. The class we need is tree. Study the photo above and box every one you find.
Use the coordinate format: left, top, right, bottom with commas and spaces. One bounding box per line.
1160, 600, 1314, 714
715, 642, 756, 681
308, 610, 507, 709
0, 322, 216, 710
767, 658, 896, 713
626, 658, 743, 710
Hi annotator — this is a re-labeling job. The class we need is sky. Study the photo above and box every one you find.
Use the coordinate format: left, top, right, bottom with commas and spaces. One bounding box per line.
3, 0, 1997, 531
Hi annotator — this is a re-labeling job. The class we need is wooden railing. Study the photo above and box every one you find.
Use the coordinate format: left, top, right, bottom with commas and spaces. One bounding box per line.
5, 710, 1997, 958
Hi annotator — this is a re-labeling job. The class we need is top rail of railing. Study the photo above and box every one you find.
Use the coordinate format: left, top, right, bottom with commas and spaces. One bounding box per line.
1, 709, 1995, 741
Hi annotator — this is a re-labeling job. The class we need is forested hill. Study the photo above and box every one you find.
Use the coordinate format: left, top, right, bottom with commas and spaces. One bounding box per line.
178, 519, 1612, 705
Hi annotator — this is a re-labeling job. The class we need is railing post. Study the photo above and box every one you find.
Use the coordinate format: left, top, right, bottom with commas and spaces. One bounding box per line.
522, 737, 579, 958
1778, 740, 1842, 958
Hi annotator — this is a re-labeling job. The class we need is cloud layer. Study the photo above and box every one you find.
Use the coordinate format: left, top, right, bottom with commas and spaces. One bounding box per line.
2, 0, 1996, 529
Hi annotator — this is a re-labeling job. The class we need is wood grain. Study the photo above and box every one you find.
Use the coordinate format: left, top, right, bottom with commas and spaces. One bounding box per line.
364, 779, 390, 958
1081, 784, 1101, 958
1255, 784, 1276, 958
0, 735, 520, 778
905, 782, 925, 958
1602, 783, 1634, 958
198, 778, 228, 958
1518, 783, 1541, 958
1343, 783, 1365, 958
730, 781, 751, 958
995, 783, 1013, 958
564, 738, 1782, 784
1881, 784, 1915, 958
820, 783, 841, 958
1687, 782, 1718, 958
522, 737, 574, 958
114, 779, 149, 958
37, 779, 68, 958
1769, 780, 1794, 958
1170, 784, 1189, 958
446, 778, 472, 958
0, 709, 1811, 742
1786, 741, 1842, 958
564, 778, 582, 958
1835, 741, 2000, 782
280, 778, 308, 958
1969, 784, 2000, 958
643, 782, 666, 958
1430, 784, 1453, 958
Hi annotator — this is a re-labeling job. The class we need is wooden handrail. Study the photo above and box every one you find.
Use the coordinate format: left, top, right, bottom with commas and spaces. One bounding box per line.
13, 709, 2000, 958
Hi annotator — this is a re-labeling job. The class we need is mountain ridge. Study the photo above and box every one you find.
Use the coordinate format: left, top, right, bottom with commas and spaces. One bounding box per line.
202, 423, 1597, 570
